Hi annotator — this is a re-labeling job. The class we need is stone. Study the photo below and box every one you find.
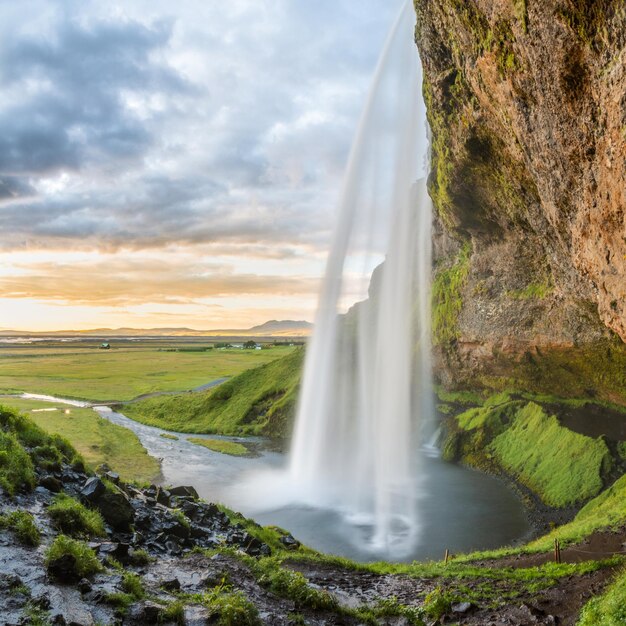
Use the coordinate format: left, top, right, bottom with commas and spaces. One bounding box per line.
278, 533, 300, 550
39, 475, 64, 493
161, 577, 181, 591
169, 485, 199, 499
80, 477, 106, 502
77, 578, 92, 594
47, 554, 79, 583
103, 471, 120, 485
96, 490, 135, 532
156, 487, 171, 507
452, 601, 473, 614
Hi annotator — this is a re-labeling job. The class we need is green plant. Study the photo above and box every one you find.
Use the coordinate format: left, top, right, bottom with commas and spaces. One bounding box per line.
204, 588, 261, 626
160, 601, 186, 625
0, 431, 36, 495
0, 510, 41, 546
47, 494, 106, 538
121, 572, 145, 599
45, 535, 103, 578
578, 568, 626, 625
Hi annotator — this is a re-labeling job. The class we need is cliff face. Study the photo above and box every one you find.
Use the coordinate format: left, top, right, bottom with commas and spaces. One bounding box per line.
415, 0, 626, 401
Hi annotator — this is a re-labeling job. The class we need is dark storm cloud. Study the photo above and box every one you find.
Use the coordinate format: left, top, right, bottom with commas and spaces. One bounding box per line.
0, 0, 400, 253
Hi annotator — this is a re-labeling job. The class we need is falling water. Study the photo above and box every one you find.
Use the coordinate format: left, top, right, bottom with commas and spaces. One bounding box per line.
288, 0, 433, 555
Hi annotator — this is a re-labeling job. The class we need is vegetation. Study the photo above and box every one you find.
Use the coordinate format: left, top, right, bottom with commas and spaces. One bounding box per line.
0, 404, 83, 494
0, 510, 41, 546
188, 437, 249, 456
490, 402, 611, 507
45, 535, 103, 578
160, 432, 179, 441
0, 343, 295, 401
48, 494, 106, 538
3, 398, 160, 483
431, 243, 471, 346
123, 348, 303, 437
506, 280, 553, 300
578, 568, 626, 625
204, 588, 261, 625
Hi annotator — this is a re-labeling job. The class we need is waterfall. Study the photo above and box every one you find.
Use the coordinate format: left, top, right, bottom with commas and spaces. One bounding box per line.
288, 0, 433, 555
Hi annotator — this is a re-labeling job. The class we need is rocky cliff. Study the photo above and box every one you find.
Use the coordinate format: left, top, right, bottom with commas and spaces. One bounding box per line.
414, 0, 626, 402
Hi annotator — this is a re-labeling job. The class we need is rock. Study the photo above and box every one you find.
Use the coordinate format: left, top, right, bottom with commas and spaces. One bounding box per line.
162, 516, 190, 540
127, 600, 164, 623
47, 554, 79, 583
169, 485, 199, 499
452, 601, 474, 614
80, 477, 106, 502
39, 475, 64, 492
156, 487, 171, 507
180, 500, 200, 520
96, 490, 135, 532
77, 578, 92, 594
103, 471, 120, 485
96, 542, 130, 563
161, 577, 181, 591
278, 533, 300, 550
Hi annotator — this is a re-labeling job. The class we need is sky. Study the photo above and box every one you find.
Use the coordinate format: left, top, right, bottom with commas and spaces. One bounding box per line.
0, 0, 404, 331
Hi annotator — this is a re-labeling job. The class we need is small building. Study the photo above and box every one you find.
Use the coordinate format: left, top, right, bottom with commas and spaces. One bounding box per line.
99, 342, 111, 350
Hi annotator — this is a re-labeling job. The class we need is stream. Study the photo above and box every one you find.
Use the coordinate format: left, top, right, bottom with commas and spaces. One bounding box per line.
7, 393, 531, 562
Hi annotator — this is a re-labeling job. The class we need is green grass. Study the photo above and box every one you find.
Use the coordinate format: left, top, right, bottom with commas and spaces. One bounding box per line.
2, 398, 160, 483
489, 402, 611, 507
123, 348, 303, 437
48, 494, 106, 538
188, 437, 249, 456
0, 430, 36, 495
160, 433, 179, 441
506, 280, 552, 300
578, 568, 626, 625
0, 344, 295, 401
45, 535, 103, 578
121, 571, 145, 599
0, 510, 41, 546
204, 588, 261, 625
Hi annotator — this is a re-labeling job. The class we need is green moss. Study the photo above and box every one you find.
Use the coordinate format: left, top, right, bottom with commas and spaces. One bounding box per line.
507, 280, 553, 300
0, 510, 41, 546
578, 568, 626, 625
432, 242, 471, 347
45, 535, 103, 579
557, 0, 617, 49
490, 402, 611, 507
514, 0, 528, 33
187, 437, 248, 457
123, 349, 303, 438
48, 494, 106, 538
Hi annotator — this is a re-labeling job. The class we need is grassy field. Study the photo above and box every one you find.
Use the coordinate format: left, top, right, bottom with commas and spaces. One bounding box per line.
123, 348, 303, 438
0, 343, 295, 401
0, 397, 160, 483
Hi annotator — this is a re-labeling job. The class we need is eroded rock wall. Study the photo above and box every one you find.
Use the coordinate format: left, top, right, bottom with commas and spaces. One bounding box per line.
415, 0, 626, 400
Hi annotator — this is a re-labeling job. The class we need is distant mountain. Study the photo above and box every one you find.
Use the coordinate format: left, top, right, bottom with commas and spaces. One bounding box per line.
247, 320, 313, 334
0, 320, 313, 338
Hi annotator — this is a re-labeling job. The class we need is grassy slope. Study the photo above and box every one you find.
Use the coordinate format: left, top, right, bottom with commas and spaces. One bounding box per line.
0, 345, 294, 401
122, 348, 303, 437
1, 398, 160, 483
490, 402, 611, 507
445, 394, 614, 508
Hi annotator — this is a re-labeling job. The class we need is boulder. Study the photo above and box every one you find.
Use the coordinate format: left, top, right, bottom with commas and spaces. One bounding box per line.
39, 475, 63, 493
47, 553, 79, 583
96, 490, 135, 532
80, 477, 106, 502
278, 533, 300, 550
169, 485, 199, 499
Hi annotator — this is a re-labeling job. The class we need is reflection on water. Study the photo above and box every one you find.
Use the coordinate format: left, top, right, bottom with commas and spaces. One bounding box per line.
93, 406, 531, 563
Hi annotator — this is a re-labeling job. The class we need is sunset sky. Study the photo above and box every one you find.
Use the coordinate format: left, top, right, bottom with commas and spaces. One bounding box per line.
0, 0, 398, 331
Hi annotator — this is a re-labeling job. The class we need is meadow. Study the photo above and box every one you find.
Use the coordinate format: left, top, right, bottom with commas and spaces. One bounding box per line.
0, 341, 295, 402
0, 397, 160, 483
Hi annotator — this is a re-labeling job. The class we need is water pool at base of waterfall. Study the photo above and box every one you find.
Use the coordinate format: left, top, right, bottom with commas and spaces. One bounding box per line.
96, 406, 530, 563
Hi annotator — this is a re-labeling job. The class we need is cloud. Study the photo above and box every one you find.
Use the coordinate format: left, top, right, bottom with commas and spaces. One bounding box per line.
1, 256, 320, 305
0, 0, 399, 254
